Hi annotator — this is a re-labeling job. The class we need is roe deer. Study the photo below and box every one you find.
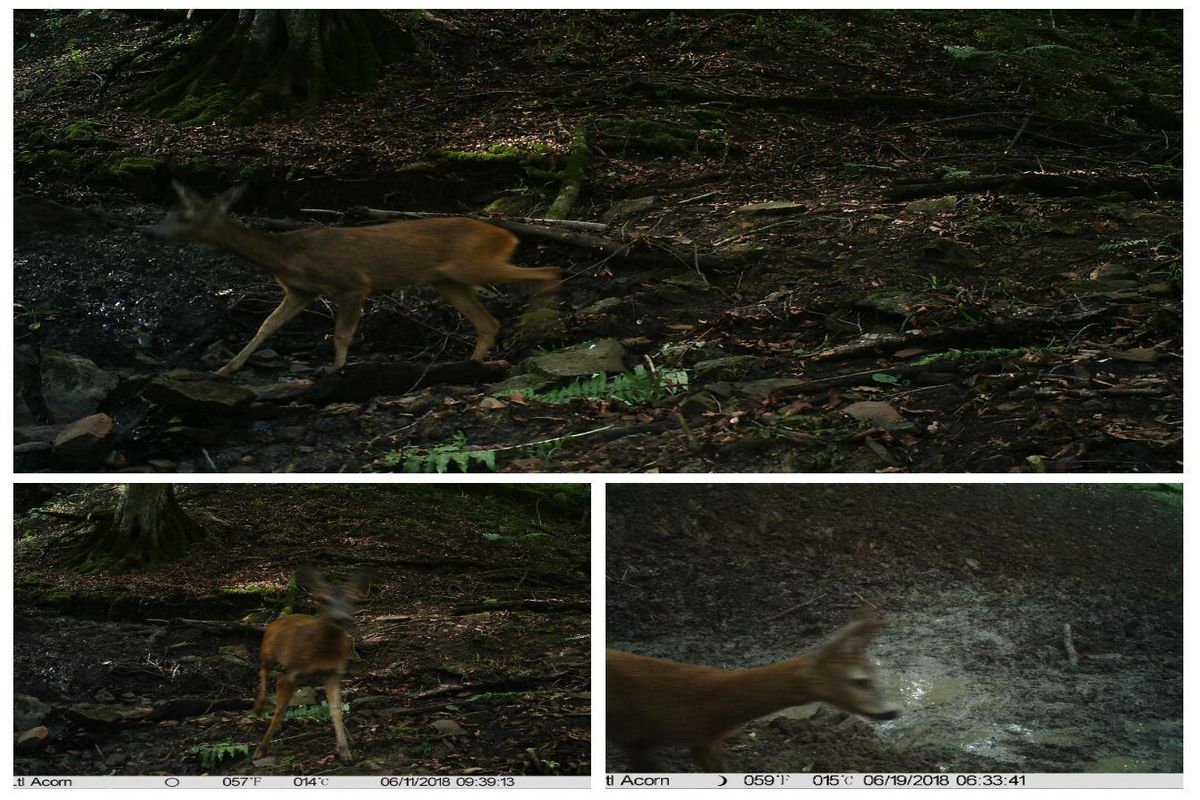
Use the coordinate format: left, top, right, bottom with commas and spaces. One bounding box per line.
606, 609, 900, 772
253, 567, 370, 762
149, 182, 561, 374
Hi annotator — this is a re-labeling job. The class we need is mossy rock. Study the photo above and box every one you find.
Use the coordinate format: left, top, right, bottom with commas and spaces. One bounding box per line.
100, 156, 166, 197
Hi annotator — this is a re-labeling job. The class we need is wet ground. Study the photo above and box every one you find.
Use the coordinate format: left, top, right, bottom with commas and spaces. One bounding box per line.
605, 484, 1182, 773
14, 484, 591, 776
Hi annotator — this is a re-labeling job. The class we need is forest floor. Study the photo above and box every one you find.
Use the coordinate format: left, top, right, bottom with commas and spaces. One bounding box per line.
13, 10, 1182, 473
606, 484, 1182, 773
13, 484, 590, 776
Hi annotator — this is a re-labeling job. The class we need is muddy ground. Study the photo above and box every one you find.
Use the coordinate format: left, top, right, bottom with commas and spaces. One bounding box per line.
13, 10, 1182, 473
13, 484, 590, 776
605, 484, 1182, 773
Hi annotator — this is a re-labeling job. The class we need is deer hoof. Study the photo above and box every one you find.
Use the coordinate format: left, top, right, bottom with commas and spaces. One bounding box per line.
337, 748, 353, 764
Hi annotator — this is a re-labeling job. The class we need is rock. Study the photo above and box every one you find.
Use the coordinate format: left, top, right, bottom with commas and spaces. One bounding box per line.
144, 378, 255, 414
855, 290, 931, 317
735, 378, 806, 401
1113, 347, 1158, 363
64, 704, 123, 730
290, 687, 317, 707
430, 719, 467, 736
601, 195, 659, 223
15, 694, 50, 731
52, 413, 114, 465
16, 726, 49, 754
490, 373, 552, 395
693, 356, 759, 382
253, 380, 314, 402
922, 237, 981, 268
14, 424, 63, 445
37, 349, 120, 423
1090, 264, 1134, 281
525, 338, 626, 377
104, 750, 128, 767
841, 401, 916, 433
219, 644, 251, 663
734, 200, 807, 216
14, 441, 52, 455
904, 196, 958, 214
580, 297, 625, 315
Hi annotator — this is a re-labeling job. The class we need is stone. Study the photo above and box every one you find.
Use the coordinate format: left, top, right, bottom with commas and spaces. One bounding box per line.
579, 297, 625, 315
14, 424, 63, 444
693, 356, 759, 382
525, 339, 626, 377
64, 704, 123, 730
16, 726, 49, 754
52, 413, 114, 465
841, 401, 916, 433
430, 719, 467, 736
14, 694, 50, 731
735, 378, 806, 401
144, 378, 255, 414
734, 200, 807, 216
601, 195, 659, 223
14, 441, 52, 455
1113, 348, 1158, 363
904, 196, 958, 214
37, 349, 119, 423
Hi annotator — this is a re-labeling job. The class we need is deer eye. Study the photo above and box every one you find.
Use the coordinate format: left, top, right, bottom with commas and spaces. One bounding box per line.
852, 678, 872, 689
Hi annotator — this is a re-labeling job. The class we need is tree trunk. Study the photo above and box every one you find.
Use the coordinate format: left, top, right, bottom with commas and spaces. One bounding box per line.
139, 10, 415, 124
69, 484, 204, 572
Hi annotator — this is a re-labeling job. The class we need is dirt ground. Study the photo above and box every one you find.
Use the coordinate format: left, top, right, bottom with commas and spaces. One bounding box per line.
13, 11, 1182, 473
13, 484, 590, 776
605, 484, 1182, 773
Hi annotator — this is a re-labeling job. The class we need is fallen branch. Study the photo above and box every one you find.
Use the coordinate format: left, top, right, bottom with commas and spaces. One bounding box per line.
547, 122, 589, 220
807, 307, 1113, 363
302, 360, 510, 403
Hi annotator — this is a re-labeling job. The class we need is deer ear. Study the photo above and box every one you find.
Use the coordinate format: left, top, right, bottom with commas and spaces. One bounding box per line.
345, 570, 372, 599
216, 184, 246, 212
820, 611, 881, 659
172, 179, 197, 209
296, 567, 327, 592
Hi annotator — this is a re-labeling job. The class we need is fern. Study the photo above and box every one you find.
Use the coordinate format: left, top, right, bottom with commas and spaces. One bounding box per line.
498, 365, 688, 406
187, 738, 251, 768
380, 432, 498, 473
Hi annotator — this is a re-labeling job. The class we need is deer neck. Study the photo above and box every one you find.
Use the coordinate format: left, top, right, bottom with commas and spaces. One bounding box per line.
706, 655, 814, 730
207, 216, 293, 273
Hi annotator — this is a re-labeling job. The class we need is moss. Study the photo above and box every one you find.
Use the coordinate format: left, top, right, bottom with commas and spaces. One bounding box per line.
160, 86, 239, 125
104, 156, 164, 178
62, 119, 100, 140
596, 117, 706, 157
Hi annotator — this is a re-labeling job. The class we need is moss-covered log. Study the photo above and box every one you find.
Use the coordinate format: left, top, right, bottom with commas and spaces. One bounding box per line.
140, 10, 415, 125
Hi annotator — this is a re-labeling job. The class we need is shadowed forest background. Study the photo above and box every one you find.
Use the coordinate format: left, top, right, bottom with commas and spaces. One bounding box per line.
13, 483, 590, 775
13, 10, 1182, 473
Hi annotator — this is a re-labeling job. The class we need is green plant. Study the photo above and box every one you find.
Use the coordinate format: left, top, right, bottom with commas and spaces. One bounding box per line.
381, 432, 498, 473
285, 701, 347, 722
187, 739, 251, 768
498, 365, 688, 405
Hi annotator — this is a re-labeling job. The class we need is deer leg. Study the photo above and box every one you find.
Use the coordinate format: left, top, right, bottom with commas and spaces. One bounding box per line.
217, 288, 316, 375
690, 742, 728, 772
253, 663, 270, 715
325, 674, 352, 763
432, 282, 501, 361
253, 675, 295, 759
331, 292, 366, 370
